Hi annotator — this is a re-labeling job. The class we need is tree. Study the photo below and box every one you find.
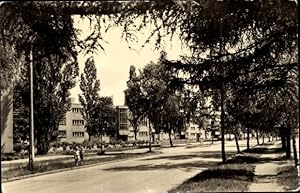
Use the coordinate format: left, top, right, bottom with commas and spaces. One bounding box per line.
125, 66, 146, 144
79, 57, 101, 141
94, 96, 116, 151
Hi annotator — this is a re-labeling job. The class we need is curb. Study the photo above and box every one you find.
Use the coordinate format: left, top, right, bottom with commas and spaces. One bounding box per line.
2, 151, 162, 183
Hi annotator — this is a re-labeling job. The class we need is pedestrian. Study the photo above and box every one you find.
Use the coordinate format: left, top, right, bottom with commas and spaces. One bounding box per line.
74, 146, 81, 166
79, 146, 84, 165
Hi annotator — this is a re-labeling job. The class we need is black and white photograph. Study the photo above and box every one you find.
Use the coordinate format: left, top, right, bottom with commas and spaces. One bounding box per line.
1, 1, 299, 192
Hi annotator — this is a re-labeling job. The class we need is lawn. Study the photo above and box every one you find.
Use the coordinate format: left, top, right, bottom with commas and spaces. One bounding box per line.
2, 151, 159, 181
277, 165, 299, 191
169, 163, 255, 192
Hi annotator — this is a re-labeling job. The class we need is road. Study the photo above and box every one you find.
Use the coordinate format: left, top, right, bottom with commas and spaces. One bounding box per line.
2, 139, 259, 193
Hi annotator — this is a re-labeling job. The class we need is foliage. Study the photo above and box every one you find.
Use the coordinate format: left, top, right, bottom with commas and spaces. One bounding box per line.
79, 57, 101, 140
95, 96, 117, 137
125, 65, 146, 141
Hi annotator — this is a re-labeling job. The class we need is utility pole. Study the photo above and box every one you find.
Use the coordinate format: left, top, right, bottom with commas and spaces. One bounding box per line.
219, 18, 226, 163
29, 47, 35, 171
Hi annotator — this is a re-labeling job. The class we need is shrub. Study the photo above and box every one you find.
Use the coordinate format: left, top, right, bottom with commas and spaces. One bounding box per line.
97, 149, 105, 155
13, 144, 23, 153
70, 142, 81, 150
61, 142, 69, 151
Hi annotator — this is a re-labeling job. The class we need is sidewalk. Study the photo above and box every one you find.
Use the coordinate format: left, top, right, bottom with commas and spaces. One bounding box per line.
248, 141, 288, 192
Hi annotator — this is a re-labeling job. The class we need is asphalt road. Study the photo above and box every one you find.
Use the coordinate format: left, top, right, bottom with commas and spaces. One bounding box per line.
2, 139, 259, 193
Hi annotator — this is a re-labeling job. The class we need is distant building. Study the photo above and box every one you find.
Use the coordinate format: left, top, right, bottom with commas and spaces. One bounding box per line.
185, 123, 201, 140
116, 105, 129, 141
58, 98, 110, 144
58, 100, 88, 143
128, 116, 151, 142
1, 86, 14, 153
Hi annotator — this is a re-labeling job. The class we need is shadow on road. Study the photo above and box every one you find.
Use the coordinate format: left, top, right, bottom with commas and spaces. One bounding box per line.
102, 160, 219, 172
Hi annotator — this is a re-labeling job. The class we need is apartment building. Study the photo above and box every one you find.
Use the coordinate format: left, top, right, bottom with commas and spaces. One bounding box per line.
58, 99, 111, 144
128, 117, 152, 141
58, 101, 89, 143
116, 105, 130, 141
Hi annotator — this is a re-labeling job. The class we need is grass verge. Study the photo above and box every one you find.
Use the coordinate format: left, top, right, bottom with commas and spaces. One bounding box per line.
169, 163, 255, 192
2, 151, 159, 181
277, 165, 299, 191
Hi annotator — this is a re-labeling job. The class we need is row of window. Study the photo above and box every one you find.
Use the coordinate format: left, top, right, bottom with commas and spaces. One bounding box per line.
72, 120, 84, 126
140, 118, 148, 126
72, 108, 83, 113
139, 131, 148, 137
60, 119, 85, 126
58, 131, 84, 138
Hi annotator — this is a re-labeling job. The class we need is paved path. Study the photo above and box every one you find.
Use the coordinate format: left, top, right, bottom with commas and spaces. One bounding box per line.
248, 141, 285, 192
2, 139, 257, 193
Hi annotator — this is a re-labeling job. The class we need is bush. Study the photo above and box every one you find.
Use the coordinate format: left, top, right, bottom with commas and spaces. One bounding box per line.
13, 143, 28, 153
109, 140, 117, 146
49, 141, 61, 152
96, 142, 106, 149
69, 142, 80, 150
61, 142, 69, 151
97, 149, 105, 155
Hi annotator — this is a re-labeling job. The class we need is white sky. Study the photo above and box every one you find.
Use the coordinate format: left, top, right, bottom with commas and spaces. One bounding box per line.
70, 15, 189, 106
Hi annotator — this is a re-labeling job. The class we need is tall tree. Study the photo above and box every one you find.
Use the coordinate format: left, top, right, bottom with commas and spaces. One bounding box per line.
79, 57, 101, 141
125, 66, 146, 144
93, 96, 116, 151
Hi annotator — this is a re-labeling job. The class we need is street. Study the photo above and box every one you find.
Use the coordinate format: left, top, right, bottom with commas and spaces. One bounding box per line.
2, 139, 259, 193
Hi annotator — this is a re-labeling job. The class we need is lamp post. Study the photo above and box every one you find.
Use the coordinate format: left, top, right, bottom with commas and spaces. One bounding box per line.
29, 47, 35, 171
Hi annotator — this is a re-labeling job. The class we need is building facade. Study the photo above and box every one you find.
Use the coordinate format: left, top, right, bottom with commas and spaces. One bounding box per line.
58, 99, 111, 144
128, 117, 151, 142
58, 101, 89, 143
1, 86, 14, 153
116, 105, 130, 141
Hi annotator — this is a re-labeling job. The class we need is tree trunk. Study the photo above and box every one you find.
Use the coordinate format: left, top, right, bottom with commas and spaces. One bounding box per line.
262, 133, 265, 144
234, 132, 240, 153
247, 127, 250, 151
134, 126, 138, 146
149, 124, 152, 152
256, 129, 260, 145
268, 134, 271, 142
36, 138, 49, 155
168, 130, 173, 147
100, 132, 103, 151
286, 127, 291, 159
281, 127, 286, 150
292, 136, 298, 167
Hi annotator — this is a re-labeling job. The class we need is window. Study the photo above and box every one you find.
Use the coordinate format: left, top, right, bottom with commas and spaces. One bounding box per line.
59, 118, 66, 125
72, 120, 84, 126
191, 133, 196, 136
191, 127, 195, 130
141, 118, 148, 126
120, 124, 128, 130
58, 130, 67, 138
139, 132, 148, 137
72, 132, 84, 137
72, 108, 83, 113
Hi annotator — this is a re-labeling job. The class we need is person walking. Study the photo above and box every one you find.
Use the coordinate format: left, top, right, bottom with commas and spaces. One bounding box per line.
74, 146, 81, 166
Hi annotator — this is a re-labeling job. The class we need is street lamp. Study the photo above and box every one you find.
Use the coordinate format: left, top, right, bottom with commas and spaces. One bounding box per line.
29, 47, 35, 170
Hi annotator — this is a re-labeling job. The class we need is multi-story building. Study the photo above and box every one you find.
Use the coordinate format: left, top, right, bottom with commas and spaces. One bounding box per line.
58, 98, 111, 144
128, 116, 151, 142
1, 86, 13, 153
58, 100, 88, 143
116, 105, 130, 141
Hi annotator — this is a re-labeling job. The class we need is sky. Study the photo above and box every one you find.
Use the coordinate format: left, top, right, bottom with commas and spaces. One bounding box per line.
70, 15, 189, 106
